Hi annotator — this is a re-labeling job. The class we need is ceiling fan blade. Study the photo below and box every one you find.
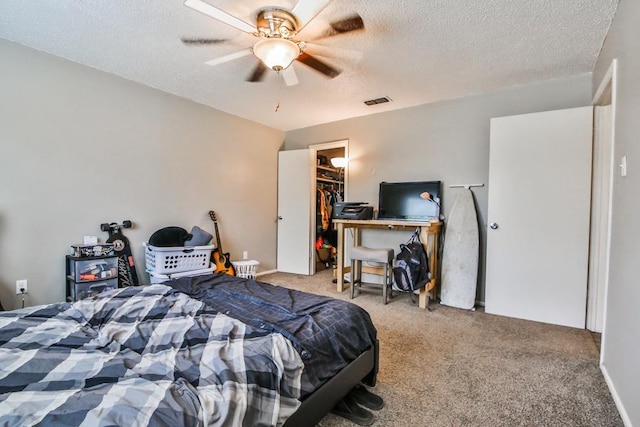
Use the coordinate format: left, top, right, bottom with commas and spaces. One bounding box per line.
297, 53, 341, 78
184, 0, 257, 34
205, 48, 253, 66
282, 66, 299, 86
181, 37, 228, 46
247, 62, 268, 82
292, 0, 332, 29
316, 14, 365, 39
329, 14, 364, 35
305, 42, 363, 62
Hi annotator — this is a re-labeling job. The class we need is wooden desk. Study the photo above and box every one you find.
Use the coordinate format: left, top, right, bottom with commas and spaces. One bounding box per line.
333, 219, 442, 309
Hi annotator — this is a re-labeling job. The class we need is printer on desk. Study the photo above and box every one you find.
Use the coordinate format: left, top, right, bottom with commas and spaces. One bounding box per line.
333, 202, 374, 220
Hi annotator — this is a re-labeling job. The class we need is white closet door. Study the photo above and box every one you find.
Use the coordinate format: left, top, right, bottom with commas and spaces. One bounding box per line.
485, 107, 593, 328
277, 149, 314, 274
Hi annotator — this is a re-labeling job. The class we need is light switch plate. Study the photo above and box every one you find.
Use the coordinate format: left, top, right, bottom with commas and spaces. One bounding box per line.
620, 155, 627, 177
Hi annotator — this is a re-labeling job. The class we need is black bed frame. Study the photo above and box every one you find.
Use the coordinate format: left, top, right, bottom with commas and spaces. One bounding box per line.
283, 340, 379, 427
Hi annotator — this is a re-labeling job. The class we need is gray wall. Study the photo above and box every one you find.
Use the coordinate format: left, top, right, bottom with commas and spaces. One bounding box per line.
285, 76, 592, 302
0, 40, 284, 309
592, 0, 640, 424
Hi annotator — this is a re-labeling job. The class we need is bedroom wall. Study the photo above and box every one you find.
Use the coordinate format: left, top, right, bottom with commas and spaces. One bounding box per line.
284, 75, 593, 304
592, 0, 640, 424
0, 40, 284, 310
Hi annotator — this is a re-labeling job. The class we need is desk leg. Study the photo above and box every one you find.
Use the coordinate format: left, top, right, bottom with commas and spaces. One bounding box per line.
336, 222, 345, 292
419, 288, 427, 309
418, 226, 435, 309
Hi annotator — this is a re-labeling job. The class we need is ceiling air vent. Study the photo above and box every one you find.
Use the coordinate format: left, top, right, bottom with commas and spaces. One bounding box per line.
364, 96, 392, 106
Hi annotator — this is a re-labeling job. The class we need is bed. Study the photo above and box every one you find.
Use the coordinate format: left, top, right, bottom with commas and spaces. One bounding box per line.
0, 273, 379, 426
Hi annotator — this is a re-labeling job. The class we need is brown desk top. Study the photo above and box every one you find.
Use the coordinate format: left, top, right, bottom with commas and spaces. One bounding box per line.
333, 218, 442, 228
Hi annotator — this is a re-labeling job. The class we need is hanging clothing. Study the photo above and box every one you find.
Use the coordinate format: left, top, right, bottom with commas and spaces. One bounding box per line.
317, 188, 330, 231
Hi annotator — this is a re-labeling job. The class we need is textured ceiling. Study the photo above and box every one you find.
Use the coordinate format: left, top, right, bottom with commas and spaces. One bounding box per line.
0, 0, 619, 131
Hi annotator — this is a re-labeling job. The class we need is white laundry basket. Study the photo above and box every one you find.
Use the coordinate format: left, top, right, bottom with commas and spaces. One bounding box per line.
232, 260, 259, 279
147, 267, 214, 284
143, 243, 213, 274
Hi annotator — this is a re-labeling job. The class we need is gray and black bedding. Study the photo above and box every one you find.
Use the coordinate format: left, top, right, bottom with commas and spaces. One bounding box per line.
0, 274, 377, 426
168, 274, 378, 397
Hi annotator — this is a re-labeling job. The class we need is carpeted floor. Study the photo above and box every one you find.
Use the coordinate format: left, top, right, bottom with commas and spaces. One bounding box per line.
261, 269, 622, 427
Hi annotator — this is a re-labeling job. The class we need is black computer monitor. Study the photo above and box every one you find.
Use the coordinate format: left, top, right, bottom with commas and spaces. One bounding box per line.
378, 181, 441, 220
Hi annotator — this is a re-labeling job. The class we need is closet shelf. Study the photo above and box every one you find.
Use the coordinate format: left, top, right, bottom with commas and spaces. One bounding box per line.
317, 165, 340, 173
317, 177, 342, 184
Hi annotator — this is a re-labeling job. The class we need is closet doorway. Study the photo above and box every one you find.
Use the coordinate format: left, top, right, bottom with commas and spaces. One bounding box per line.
314, 141, 348, 275
276, 140, 348, 275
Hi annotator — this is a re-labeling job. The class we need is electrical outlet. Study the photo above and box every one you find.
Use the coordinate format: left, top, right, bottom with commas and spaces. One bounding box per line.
243, 251, 248, 260
16, 279, 28, 294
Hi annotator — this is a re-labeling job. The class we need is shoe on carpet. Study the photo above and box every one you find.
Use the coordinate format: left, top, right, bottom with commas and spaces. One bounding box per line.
330, 393, 374, 426
348, 384, 385, 411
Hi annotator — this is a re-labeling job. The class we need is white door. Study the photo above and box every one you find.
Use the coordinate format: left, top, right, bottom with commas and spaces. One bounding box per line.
485, 107, 593, 329
277, 149, 314, 274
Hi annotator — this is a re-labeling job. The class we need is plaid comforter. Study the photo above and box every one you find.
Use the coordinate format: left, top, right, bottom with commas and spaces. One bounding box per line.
168, 274, 378, 397
0, 285, 303, 426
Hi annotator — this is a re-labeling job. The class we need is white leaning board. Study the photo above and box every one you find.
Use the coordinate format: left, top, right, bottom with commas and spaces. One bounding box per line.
440, 189, 479, 309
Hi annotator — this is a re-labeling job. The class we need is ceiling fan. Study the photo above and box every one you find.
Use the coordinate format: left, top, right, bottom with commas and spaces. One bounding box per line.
182, 0, 365, 86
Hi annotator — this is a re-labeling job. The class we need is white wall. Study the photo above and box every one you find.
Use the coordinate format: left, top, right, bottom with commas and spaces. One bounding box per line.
0, 40, 284, 309
285, 76, 592, 302
592, 0, 640, 424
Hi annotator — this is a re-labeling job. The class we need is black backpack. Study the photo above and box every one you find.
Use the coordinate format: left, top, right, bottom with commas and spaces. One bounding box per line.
393, 232, 430, 292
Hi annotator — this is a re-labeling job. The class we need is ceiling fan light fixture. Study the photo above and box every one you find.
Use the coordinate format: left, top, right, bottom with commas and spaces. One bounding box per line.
253, 38, 300, 71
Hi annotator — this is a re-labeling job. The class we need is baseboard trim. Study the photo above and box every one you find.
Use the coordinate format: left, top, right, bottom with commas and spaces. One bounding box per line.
256, 269, 277, 277
600, 363, 632, 426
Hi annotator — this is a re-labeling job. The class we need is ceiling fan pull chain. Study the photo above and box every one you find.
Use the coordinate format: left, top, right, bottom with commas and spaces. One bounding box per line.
275, 70, 284, 112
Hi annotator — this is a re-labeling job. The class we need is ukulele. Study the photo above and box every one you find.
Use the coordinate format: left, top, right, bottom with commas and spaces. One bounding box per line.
208, 210, 235, 276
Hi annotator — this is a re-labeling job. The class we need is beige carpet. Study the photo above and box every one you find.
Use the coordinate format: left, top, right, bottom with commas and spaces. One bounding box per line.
261, 270, 622, 427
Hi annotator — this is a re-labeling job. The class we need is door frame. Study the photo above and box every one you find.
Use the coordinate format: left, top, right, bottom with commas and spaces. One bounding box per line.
588, 60, 617, 344
309, 139, 349, 274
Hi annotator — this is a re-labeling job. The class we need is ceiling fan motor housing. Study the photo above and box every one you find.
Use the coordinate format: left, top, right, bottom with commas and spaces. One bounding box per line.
256, 9, 298, 39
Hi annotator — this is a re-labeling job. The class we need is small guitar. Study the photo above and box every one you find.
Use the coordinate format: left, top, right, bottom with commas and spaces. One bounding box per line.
208, 210, 235, 276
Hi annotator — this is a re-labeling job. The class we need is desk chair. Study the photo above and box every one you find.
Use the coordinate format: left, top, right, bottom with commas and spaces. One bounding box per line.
350, 246, 394, 304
